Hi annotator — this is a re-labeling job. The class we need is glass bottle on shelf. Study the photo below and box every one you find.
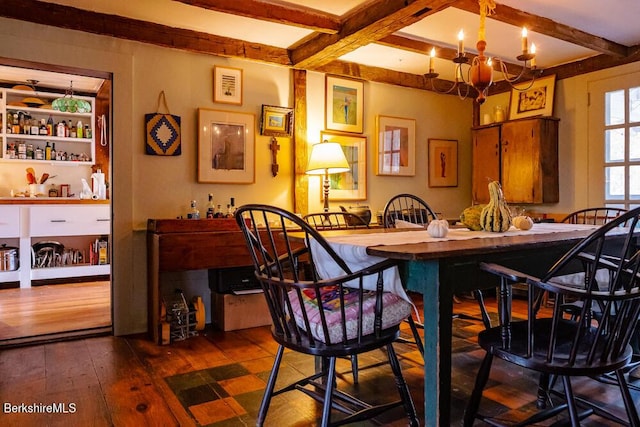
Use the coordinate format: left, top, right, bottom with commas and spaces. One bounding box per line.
225, 198, 236, 218
188, 200, 200, 220
39, 119, 47, 135
46, 115, 54, 136
206, 193, 215, 219
57, 121, 66, 137
213, 204, 223, 218
50, 143, 56, 161
45, 141, 52, 160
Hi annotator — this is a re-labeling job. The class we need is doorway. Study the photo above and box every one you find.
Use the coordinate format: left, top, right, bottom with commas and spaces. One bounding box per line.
0, 60, 113, 346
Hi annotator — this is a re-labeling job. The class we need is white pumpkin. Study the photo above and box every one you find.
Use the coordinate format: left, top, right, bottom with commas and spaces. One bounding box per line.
513, 215, 534, 230
427, 219, 449, 238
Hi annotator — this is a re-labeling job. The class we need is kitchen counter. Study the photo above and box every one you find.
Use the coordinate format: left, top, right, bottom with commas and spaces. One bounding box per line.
0, 197, 109, 205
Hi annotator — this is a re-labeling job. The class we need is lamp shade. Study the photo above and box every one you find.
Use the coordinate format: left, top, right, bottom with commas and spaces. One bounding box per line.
306, 141, 350, 175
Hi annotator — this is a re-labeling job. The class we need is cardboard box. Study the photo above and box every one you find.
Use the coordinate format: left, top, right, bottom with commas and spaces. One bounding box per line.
211, 291, 271, 331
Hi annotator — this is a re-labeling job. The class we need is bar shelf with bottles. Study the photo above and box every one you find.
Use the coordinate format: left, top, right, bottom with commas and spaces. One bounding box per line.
0, 87, 95, 165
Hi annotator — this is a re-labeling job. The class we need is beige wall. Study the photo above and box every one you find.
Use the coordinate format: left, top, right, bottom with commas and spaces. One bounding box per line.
2, 17, 638, 335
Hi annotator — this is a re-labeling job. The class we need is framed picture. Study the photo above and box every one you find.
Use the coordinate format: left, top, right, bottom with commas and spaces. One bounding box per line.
508, 74, 556, 120
376, 115, 415, 176
325, 75, 364, 133
213, 66, 243, 105
320, 131, 367, 201
428, 139, 458, 187
197, 108, 255, 184
260, 105, 293, 137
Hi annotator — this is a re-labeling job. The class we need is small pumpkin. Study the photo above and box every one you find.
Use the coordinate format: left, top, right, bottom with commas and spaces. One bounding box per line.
480, 181, 512, 232
513, 215, 534, 230
427, 219, 449, 238
460, 204, 485, 231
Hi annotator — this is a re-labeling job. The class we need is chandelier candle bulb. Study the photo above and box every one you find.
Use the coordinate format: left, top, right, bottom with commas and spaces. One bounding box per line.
521, 27, 528, 53
457, 30, 464, 56
429, 47, 436, 73
530, 43, 537, 67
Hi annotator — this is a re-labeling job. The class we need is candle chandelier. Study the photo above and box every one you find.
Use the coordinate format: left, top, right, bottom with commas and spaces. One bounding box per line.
425, 0, 539, 104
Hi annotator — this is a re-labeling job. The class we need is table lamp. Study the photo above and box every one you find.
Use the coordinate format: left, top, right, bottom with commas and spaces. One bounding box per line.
306, 140, 350, 212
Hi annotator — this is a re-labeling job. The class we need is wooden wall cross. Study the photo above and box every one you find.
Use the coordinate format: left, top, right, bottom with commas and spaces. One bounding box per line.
269, 137, 280, 177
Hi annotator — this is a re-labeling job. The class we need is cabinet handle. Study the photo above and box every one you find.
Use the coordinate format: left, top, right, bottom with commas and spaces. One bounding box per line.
96, 218, 110, 222
50, 219, 67, 223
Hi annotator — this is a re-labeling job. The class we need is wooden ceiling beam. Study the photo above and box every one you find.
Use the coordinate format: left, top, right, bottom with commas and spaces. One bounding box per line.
454, 0, 628, 58
290, 0, 458, 69
173, 0, 340, 34
0, 0, 291, 66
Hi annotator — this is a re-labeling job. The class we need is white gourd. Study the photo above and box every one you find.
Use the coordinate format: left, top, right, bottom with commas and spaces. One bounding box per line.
513, 215, 534, 230
427, 219, 449, 237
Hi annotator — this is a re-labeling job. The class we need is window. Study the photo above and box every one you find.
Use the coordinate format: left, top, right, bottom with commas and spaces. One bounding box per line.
591, 74, 640, 209
603, 86, 640, 206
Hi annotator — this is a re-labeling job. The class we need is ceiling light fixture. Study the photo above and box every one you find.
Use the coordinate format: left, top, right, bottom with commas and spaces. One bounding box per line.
425, 0, 539, 104
52, 81, 92, 113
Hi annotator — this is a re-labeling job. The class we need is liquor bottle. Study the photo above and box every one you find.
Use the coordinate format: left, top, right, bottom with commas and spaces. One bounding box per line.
213, 204, 223, 218
188, 200, 200, 219
76, 120, 83, 138
45, 141, 52, 160
39, 119, 47, 135
206, 193, 215, 219
227, 197, 236, 217
46, 115, 54, 136
50, 143, 56, 161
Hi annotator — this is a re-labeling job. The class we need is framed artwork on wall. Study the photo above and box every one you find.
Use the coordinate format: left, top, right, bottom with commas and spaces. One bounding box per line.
197, 108, 255, 184
428, 138, 458, 187
376, 115, 415, 176
325, 75, 364, 134
320, 131, 367, 200
213, 66, 243, 105
508, 74, 556, 120
260, 104, 293, 137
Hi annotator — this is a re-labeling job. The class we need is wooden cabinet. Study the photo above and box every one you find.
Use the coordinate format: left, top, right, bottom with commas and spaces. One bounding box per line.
0, 203, 110, 288
472, 117, 559, 204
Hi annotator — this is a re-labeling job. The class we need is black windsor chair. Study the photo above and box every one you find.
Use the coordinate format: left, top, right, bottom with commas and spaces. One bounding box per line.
463, 207, 640, 426
303, 211, 370, 230
235, 204, 419, 427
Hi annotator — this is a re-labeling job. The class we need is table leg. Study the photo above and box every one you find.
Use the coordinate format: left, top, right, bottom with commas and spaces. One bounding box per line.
405, 260, 450, 426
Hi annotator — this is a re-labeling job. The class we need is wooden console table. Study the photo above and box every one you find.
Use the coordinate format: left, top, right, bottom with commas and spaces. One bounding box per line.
147, 218, 254, 344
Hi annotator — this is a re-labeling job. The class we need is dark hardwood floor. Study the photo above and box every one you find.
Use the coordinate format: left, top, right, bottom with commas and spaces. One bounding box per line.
1, 295, 638, 426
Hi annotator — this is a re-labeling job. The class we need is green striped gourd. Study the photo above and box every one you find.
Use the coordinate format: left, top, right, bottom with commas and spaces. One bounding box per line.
480, 181, 512, 232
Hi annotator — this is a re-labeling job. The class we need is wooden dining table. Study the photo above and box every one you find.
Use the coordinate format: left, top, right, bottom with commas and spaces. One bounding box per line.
309, 223, 602, 426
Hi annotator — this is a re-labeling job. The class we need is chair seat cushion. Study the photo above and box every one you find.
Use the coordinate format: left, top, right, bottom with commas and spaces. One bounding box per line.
288, 287, 413, 344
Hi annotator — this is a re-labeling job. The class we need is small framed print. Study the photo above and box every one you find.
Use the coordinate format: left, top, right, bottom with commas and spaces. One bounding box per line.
260, 105, 293, 137
213, 66, 243, 105
508, 74, 556, 120
376, 115, 415, 176
198, 108, 255, 184
428, 139, 458, 187
325, 75, 364, 133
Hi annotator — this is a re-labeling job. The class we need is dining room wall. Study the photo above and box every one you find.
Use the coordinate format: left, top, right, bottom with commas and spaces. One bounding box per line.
0, 17, 473, 334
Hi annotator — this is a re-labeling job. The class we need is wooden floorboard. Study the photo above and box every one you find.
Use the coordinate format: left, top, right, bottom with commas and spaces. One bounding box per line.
0, 281, 111, 345
0, 296, 637, 426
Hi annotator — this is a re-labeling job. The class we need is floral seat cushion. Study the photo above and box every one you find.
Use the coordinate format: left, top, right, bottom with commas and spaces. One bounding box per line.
288, 286, 413, 344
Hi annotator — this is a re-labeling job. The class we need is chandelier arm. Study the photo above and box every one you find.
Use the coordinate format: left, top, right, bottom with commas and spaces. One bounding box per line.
496, 59, 537, 91
427, 76, 463, 95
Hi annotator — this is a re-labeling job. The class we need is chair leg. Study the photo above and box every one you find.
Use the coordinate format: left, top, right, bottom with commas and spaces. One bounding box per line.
474, 290, 492, 329
320, 356, 337, 427
463, 352, 494, 427
386, 344, 419, 426
616, 369, 640, 427
407, 316, 424, 357
257, 344, 285, 426
561, 376, 581, 427
350, 355, 359, 384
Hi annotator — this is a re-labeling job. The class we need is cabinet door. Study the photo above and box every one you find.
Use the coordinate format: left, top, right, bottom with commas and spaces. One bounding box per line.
0, 206, 20, 238
501, 118, 558, 203
472, 126, 501, 204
